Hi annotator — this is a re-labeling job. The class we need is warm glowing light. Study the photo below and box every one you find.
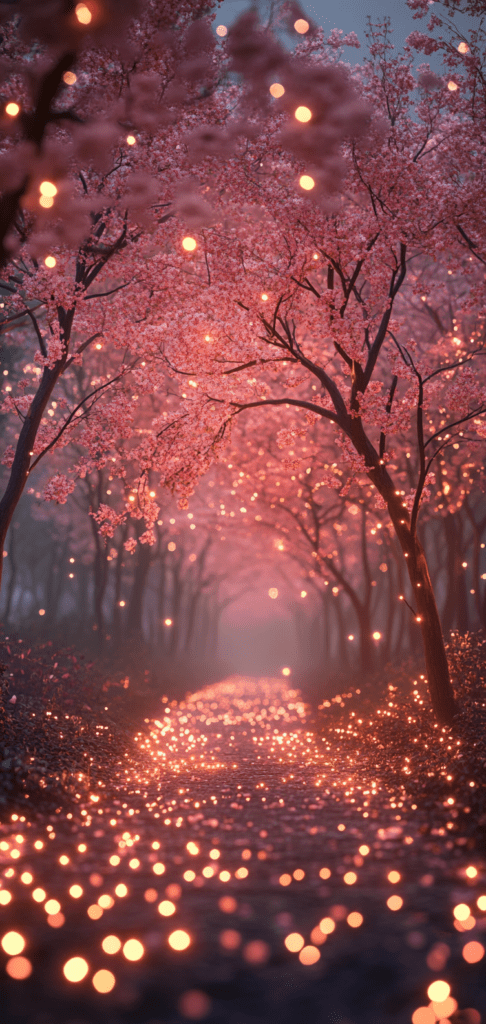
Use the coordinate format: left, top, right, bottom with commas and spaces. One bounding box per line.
285, 932, 305, 952
39, 180, 58, 198
268, 588, 278, 599
347, 912, 363, 928
44, 899, 61, 915
0, 891, 11, 905
462, 941, 484, 963
295, 106, 312, 122
216, 24, 227, 36
299, 174, 315, 191
98, 894, 114, 909
168, 929, 191, 950
153, 862, 166, 874
427, 980, 450, 1002
282, 667, 291, 676
63, 957, 89, 982
186, 841, 199, 855
164, 618, 172, 626
387, 870, 401, 883
448, 80, 459, 91
235, 867, 248, 879
75, 3, 92, 24
477, 895, 486, 910
126, 135, 136, 145
5, 102, 20, 117
102, 935, 122, 954
465, 866, 478, 879
270, 82, 285, 98
123, 939, 144, 961
63, 72, 77, 84
294, 18, 310, 33
158, 900, 176, 917
319, 867, 331, 879
319, 917, 335, 935
69, 885, 83, 899
458, 41, 469, 53
411, 1009, 435, 1024
20, 872, 33, 884
1, 932, 25, 956
32, 888, 46, 902
301, 590, 307, 597
359, 846, 370, 856
343, 871, 357, 885
386, 895, 403, 911
6, 956, 32, 979
115, 883, 128, 897
44, 257, 56, 268
372, 631, 382, 640
454, 903, 471, 921
299, 945, 320, 965
209, 848, 221, 860
93, 969, 116, 993
219, 929, 241, 950
182, 236, 197, 252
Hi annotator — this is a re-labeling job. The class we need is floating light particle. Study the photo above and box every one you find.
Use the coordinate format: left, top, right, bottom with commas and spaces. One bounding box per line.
294, 18, 309, 33
295, 106, 312, 122
123, 939, 144, 961
359, 846, 370, 856
109, 855, 120, 866
347, 912, 363, 928
63, 71, 77, 84
299, 174, 315, 190
216, 24, 227, 36
114, 884, 128, 897
268, 588, 278, 599
0, 891, 12, 906
427, 980, 450, 1002
209, 849, 220, 860
87, 905, 103, 920
20, 872, 33, 885
454, 903, 471, 921
92, 969, 115, 993
462, 941, 484, 963
219, 896, 237, 913
75, 3, 92, 24
98, 894, 114, 909
235, 867, 248, 879
243, 939, 269, 964
285, 932, 304, 952
39, 180, 58, 198
183, 870, 196, 882
344, 871, 357, 885
45, 899, 61, 915
69, 885, 83, 899
5, 102, 20, 116
319, 917, 335, 935
299, 945, 320, 965
32, 888, 46, 902
59, 856, 69, 866
465, 866, 478, 879
219, 928, 241, 950
411, 1008, 435, 1024
458, 41, 469, 52
126, 135, 136, 145
319, 867, 331, 879
186, 842, 199, 855
219, 870, 231, 882
158, 900, 176, 917
270, 83, 285, 97
182, 237, 197, 252
153, 862, 166, 875
168, 929, 191, 950
1, 932, 25, 955
388, 870, 401, 883
202, 866, 214, 878
282, 667, 291, 677
63, 956, 89, 982
128, 858, 140, 870
279, 873, 292, 886
101, 935, 122, 954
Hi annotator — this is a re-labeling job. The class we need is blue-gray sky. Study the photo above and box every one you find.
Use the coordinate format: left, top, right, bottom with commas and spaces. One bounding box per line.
217, 0, 474, 66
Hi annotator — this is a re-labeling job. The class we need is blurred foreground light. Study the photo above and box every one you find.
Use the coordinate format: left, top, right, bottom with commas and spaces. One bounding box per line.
270, 83, 285, 97
182, 237, 197, 252
299, 174, 315, 191
268, 588, 278, 599
1, 932, 25, 955
282, 667, 291, 676
92, 969, 115, 993
462, 941, 484, 963
63, 957, 89, 982
216, 24, 227, 36
75, 3, 92, 24
294, 18, 309, 32
5, 103, 20, 116
295, 106, 312, 122
6, 956, 31, 979
101, 935, 122, 954
299, 945, 320, 964
168, 929, 191, 950
123, 939, 144, 961
178, 989, 211, 1018
427, 980, 450, 1002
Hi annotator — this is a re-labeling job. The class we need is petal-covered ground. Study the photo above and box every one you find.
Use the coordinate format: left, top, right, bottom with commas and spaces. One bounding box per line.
0, 676, 485, 1024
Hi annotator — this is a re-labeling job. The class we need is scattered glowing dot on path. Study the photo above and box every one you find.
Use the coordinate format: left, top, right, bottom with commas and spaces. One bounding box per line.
243, 939, 269, 964
344, 872, 357, 885
184, 870, 196, 882
216, 24, 227, 35
69, 885, 83, 899
153, 862, 166, 875
477, 895, 486, 910
465, 866, 478, 878
87, 905, 103, 920
319, 867, 331, 879
280, 873, 292, 886
347, 912, 363, 928
123, 939, 144, 961
387, 895, 403, 911
182, 236, 197, 252
32, 888, 46, 902
388, 871, 401, 883
319, 917, 335, 934
187, 842, 199, 855
285, 933, 304, 952
115, 884, 128, 897
98, 895, 114, 909
5, 956, 32, 979
270, 83, 285, 97
158, 900, 176, 917
235, 867, 248, 879
0, 892, 12, 905
220, 929, 241, 950
168, 930, 191, 951
39, 180, 57, 198
412, 1008, 435, 1024
299, 945, 320, 965
1, 932, 25, 956
359, 846, 370, 856
454, 903, 470, 921
44, 899, 61, 915
219, 896, 237, 913
294, 18, 309, 32
299, 174, 315, 191
178, 989, 211, 1019
5, 102, 20, 116
20, 872, 33, 885
92, 969, 115, 993
202, 866, 214, 878
209, 849, 220, 860
427, 980, 450, 1002
462, 941, 485, 963
101, 935, 122, 954
63, 957, 89, 982
75, 3, 92, 24
295, 105, 312, 122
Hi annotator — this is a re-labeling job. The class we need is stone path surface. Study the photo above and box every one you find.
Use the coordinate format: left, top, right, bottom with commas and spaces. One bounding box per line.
0, 676, 485, 1024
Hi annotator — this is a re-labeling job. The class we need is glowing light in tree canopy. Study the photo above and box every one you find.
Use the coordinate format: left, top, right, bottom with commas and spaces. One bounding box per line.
182, 237, 197, 252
